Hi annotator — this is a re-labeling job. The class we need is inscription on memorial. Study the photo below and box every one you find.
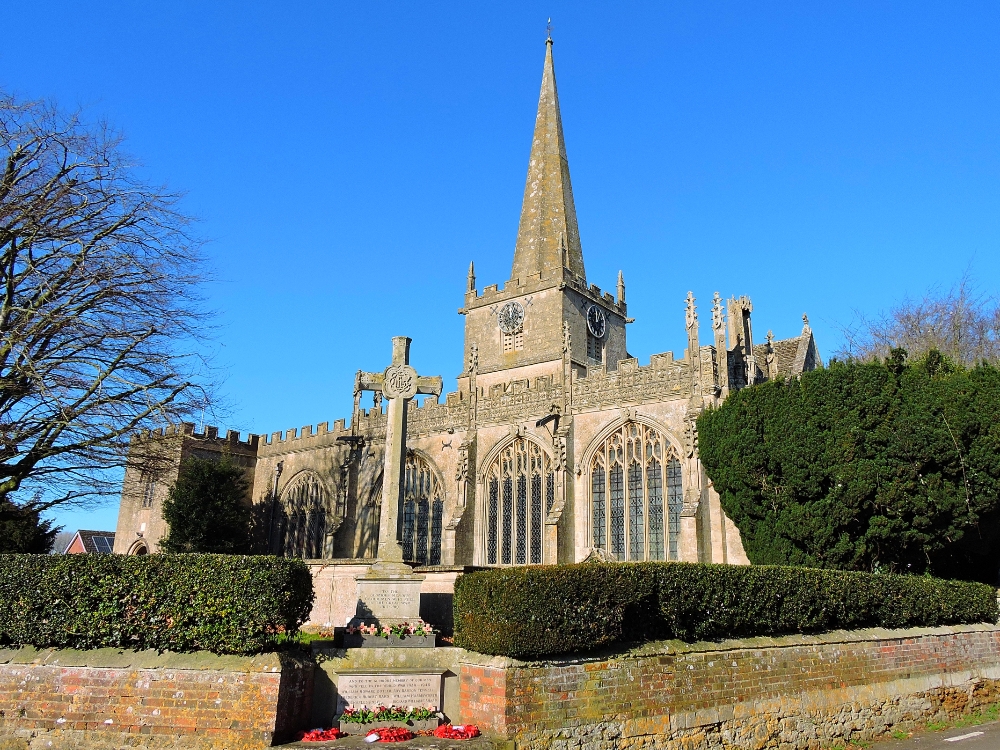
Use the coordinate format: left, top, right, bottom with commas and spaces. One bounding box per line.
337, 672, 442, 713
356, 580, 422, 620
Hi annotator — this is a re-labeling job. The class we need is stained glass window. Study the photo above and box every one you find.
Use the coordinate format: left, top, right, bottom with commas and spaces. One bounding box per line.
277, 472, 328, 559
430, 499, 443, 565
141, 479, 155, 508
400, 453, 445, 566
516, 475, 527, 565
402, 499, 416, 560
610, 464, 624, 560
667, 457, 683, 561
590, 422, 683, 562
484, 437, 554, 566
502, 476, 513, 565
487, 478, 499, 565
530, 474, 542, 564
591, 458, 606, 549
628, 462, 644, 561
647, 459, 664, 560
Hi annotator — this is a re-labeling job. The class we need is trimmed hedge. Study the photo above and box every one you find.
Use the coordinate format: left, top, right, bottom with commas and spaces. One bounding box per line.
0, 553, 314, 655
453, 561, 999, 659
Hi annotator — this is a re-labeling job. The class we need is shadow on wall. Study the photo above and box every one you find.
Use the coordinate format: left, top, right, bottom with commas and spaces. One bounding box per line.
421, 593, 453, 636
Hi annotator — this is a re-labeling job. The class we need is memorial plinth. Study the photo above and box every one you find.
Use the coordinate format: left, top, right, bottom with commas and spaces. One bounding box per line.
349, 561, 426, 631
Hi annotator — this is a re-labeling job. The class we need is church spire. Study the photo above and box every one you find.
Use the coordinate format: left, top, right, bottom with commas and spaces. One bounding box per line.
510, 37, 586, 283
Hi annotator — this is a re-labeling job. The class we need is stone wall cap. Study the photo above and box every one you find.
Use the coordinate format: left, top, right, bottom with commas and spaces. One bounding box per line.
452, 623, 1000, 668
337, 667, 448, 675
304, 558, 379, 566
0, 646, 303, 672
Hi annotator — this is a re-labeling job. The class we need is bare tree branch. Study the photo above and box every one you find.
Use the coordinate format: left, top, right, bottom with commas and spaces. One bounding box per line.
0, 91, 215, 508
835, 273, 1000, 367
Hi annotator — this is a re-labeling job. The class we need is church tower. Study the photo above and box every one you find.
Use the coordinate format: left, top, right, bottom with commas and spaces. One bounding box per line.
459, 38, 629, 390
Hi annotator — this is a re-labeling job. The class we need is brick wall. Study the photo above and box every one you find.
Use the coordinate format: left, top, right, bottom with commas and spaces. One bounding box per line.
0, 648, 312, 750
458, 624, 1000, 749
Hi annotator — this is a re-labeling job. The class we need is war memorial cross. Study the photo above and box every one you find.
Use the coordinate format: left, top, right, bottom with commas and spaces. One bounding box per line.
356, 336, 443, 563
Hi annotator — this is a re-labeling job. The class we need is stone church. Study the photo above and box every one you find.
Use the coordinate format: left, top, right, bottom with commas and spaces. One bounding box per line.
115, 39, 821, 580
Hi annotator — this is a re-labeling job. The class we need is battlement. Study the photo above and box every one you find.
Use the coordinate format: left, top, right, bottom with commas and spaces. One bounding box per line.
477, 374, 562, 426
137, 422, 259, 450
464, 268, 559, 308
563, 274, 627, 316
349, 391, 469, 439
260, 419, 349, 446
572, 345, 721, 410
463, 268, 627, 316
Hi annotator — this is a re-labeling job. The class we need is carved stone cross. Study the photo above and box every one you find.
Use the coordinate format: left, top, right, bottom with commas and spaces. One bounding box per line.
356, 336, 443, 563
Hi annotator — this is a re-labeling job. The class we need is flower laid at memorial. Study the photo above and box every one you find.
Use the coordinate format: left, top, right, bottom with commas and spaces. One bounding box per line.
338, 704, 441, 736
434, 724, 481, 740
298, 727, 347, 742
340, 705, 438, 724
345, 621, 436, 639
364, 727, 414, 742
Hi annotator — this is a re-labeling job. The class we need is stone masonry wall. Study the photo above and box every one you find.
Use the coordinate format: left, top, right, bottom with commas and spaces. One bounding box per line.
458, 624, 1000, 749
0, 647, 313, 750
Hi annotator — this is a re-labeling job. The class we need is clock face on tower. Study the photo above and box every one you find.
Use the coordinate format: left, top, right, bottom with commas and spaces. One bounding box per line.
497, 301, 525, 334
587, 305, 607, 338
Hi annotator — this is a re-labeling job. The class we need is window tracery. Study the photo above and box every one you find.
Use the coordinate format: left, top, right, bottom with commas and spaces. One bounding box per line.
401, 453, 444, 565
485, 437, 553, 566
277, 471, 328, 559
590, 422, 682, 561
141, 478, 155, 508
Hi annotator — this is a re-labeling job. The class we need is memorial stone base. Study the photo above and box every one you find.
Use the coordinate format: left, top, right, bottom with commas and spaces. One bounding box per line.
349, 560, 426, 630
342, 632, 436, 648
339, 719, 439, 735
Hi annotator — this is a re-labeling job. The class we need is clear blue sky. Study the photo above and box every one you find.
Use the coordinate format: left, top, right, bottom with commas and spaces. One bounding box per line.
4, 1, 998, 534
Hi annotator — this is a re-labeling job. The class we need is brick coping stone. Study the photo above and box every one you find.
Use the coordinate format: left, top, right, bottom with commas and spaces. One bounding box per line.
0, 645, 290, 672
456, 623, 1000, 749
453, 623, 1000, 667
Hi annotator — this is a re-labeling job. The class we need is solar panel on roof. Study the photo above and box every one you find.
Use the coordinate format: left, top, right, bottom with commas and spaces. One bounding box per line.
92, 536, 114, 554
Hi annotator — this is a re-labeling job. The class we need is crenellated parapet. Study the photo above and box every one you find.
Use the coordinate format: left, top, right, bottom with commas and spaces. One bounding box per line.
257, 419, 350, 457
135, 422, 259, 450
477, 375, 563, 426
407, 392, 470, 436
571, 347, 727, 410
462, 268, 627, 319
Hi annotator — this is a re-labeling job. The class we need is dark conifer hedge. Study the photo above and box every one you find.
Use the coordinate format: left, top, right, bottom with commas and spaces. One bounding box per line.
0, 554, 314, 655
453, 561, 998, 659
698, 351, 1000, 582
161, 456, 252, 553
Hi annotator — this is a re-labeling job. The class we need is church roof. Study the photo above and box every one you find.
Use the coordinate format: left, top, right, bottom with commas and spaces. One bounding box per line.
510, 38, 586, 284
753, 328, 823, 379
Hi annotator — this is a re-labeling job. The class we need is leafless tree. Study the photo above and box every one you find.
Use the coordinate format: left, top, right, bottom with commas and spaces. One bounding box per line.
0, 91, 214, 511
837, 274, 1000, 367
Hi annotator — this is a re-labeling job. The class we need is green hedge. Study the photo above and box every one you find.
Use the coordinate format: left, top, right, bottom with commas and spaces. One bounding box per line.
0, 554, 314, 655
453, 562, 999, 659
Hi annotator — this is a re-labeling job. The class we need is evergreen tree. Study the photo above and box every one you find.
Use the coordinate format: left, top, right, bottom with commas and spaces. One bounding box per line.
0, 497, 59, 553
160, 456, 251, 553
697, 350, 1000, 583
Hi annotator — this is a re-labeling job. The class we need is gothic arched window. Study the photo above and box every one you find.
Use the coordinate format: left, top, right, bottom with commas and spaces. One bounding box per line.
590, 422, 682, 561
401, 454, 444, 565
485, 437, 554, 566
277, 471, 328, 559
